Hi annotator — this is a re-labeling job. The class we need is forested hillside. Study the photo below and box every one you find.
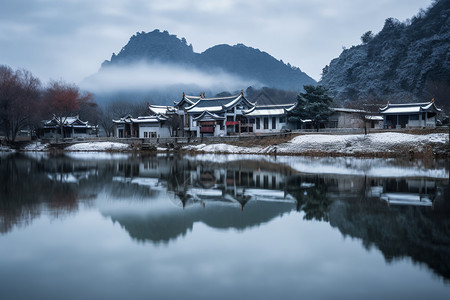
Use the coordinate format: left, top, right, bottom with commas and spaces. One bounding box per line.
321, 0, 450, 111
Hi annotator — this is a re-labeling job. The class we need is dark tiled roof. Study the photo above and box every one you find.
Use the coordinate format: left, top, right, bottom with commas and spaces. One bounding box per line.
192, 96, 237, 108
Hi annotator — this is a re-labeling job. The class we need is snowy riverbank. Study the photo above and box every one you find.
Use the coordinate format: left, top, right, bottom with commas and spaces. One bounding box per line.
1, 132, 449, 157
19, 141, 131, 152
183, 132, 449, 157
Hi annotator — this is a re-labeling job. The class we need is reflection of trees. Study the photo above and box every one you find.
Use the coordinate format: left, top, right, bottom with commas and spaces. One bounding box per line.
47, 188, 78, 215
329, 200, 450, 281
286, 171, 450, 281
0, 154, 101, 233
2, 153, 450, 282
287, 175, 333, 221
299, 185, 331, 221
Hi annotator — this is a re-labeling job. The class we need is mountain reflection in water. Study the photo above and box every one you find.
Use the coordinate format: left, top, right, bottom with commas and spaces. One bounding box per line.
0, 152, 449, 282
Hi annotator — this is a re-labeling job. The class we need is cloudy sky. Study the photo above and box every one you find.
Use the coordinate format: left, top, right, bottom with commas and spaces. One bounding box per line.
0, 0, 432, 85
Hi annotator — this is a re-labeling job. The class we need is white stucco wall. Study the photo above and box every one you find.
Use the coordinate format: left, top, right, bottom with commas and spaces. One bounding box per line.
254, 116, 287, 133
139, 124, 171, 138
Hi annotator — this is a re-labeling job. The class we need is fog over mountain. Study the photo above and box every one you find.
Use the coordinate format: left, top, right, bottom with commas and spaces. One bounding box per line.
320, 0, 450, 110
83, 29, 316, 104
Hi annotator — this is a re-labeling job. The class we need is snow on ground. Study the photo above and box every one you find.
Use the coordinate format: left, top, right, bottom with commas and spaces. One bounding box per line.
183, 133, 449, 156
65, 142, 130, 151
277, 132, 448, 155
23, 142, 49, 151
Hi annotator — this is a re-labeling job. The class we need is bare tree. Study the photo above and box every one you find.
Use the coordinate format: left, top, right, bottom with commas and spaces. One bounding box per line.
0, 65, 41, 142
98, 100, 149, 137
345, 96, 383, 135
166, 114, 182, 137
42, 80, 92, 138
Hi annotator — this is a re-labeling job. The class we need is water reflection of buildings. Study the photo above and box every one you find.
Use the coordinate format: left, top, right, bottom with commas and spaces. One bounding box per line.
367, 178, 440, 207
101, 156, 299, 243
179, 164, 296, 209
1, 153, 449, 281
107, 155, 449, 214
111, 156, 297, 210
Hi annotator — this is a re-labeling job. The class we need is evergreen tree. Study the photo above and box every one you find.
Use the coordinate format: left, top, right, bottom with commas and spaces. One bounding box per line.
289, 85, 333, 131
360, 31, 374, 44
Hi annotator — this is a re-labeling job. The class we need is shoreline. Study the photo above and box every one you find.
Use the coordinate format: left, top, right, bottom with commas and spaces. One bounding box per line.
3, 131, 448, 159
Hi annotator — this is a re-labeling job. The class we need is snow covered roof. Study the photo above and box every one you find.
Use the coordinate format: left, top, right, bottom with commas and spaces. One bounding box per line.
131, 115, 168, 123
113, 114, 168, 124
379, 101, 442, 114
332, 108, 366, 114
185, 92, 256, 114
193, 111, 226, 121
365, 115, 384, 121
112, 114, 133, 124
43, 115, 91, 127
173, 92, 201, 108
148, 104, 176, 115
244, 103, 296, 117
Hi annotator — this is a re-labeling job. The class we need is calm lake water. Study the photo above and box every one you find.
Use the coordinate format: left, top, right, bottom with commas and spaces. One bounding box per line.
0, 152, 449, 300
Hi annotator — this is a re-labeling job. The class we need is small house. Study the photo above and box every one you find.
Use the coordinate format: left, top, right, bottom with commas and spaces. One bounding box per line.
43, 115, 95, 139
113, 114, 171, 139
328, 108, 366, 129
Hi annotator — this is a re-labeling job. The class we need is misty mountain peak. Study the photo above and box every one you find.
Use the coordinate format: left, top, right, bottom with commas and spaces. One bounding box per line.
102, 29, 195, 67
99, 29, 316, 91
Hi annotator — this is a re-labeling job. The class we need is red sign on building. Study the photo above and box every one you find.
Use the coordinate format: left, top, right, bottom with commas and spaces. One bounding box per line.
200, 127, 214, 133
225, 121, 239, 126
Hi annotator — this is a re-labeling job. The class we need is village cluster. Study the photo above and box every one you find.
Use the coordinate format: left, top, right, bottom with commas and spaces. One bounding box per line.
41, 90, 442, 140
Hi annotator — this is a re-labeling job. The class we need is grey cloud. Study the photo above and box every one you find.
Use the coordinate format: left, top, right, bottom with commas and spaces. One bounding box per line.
0, 0, 433, 84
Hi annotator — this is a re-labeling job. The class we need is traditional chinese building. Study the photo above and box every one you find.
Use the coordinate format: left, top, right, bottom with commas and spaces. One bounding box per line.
113, 114, 170, 139
42, 115, 95, 139
180, 91, 256, 136
379, 100, 442, 129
